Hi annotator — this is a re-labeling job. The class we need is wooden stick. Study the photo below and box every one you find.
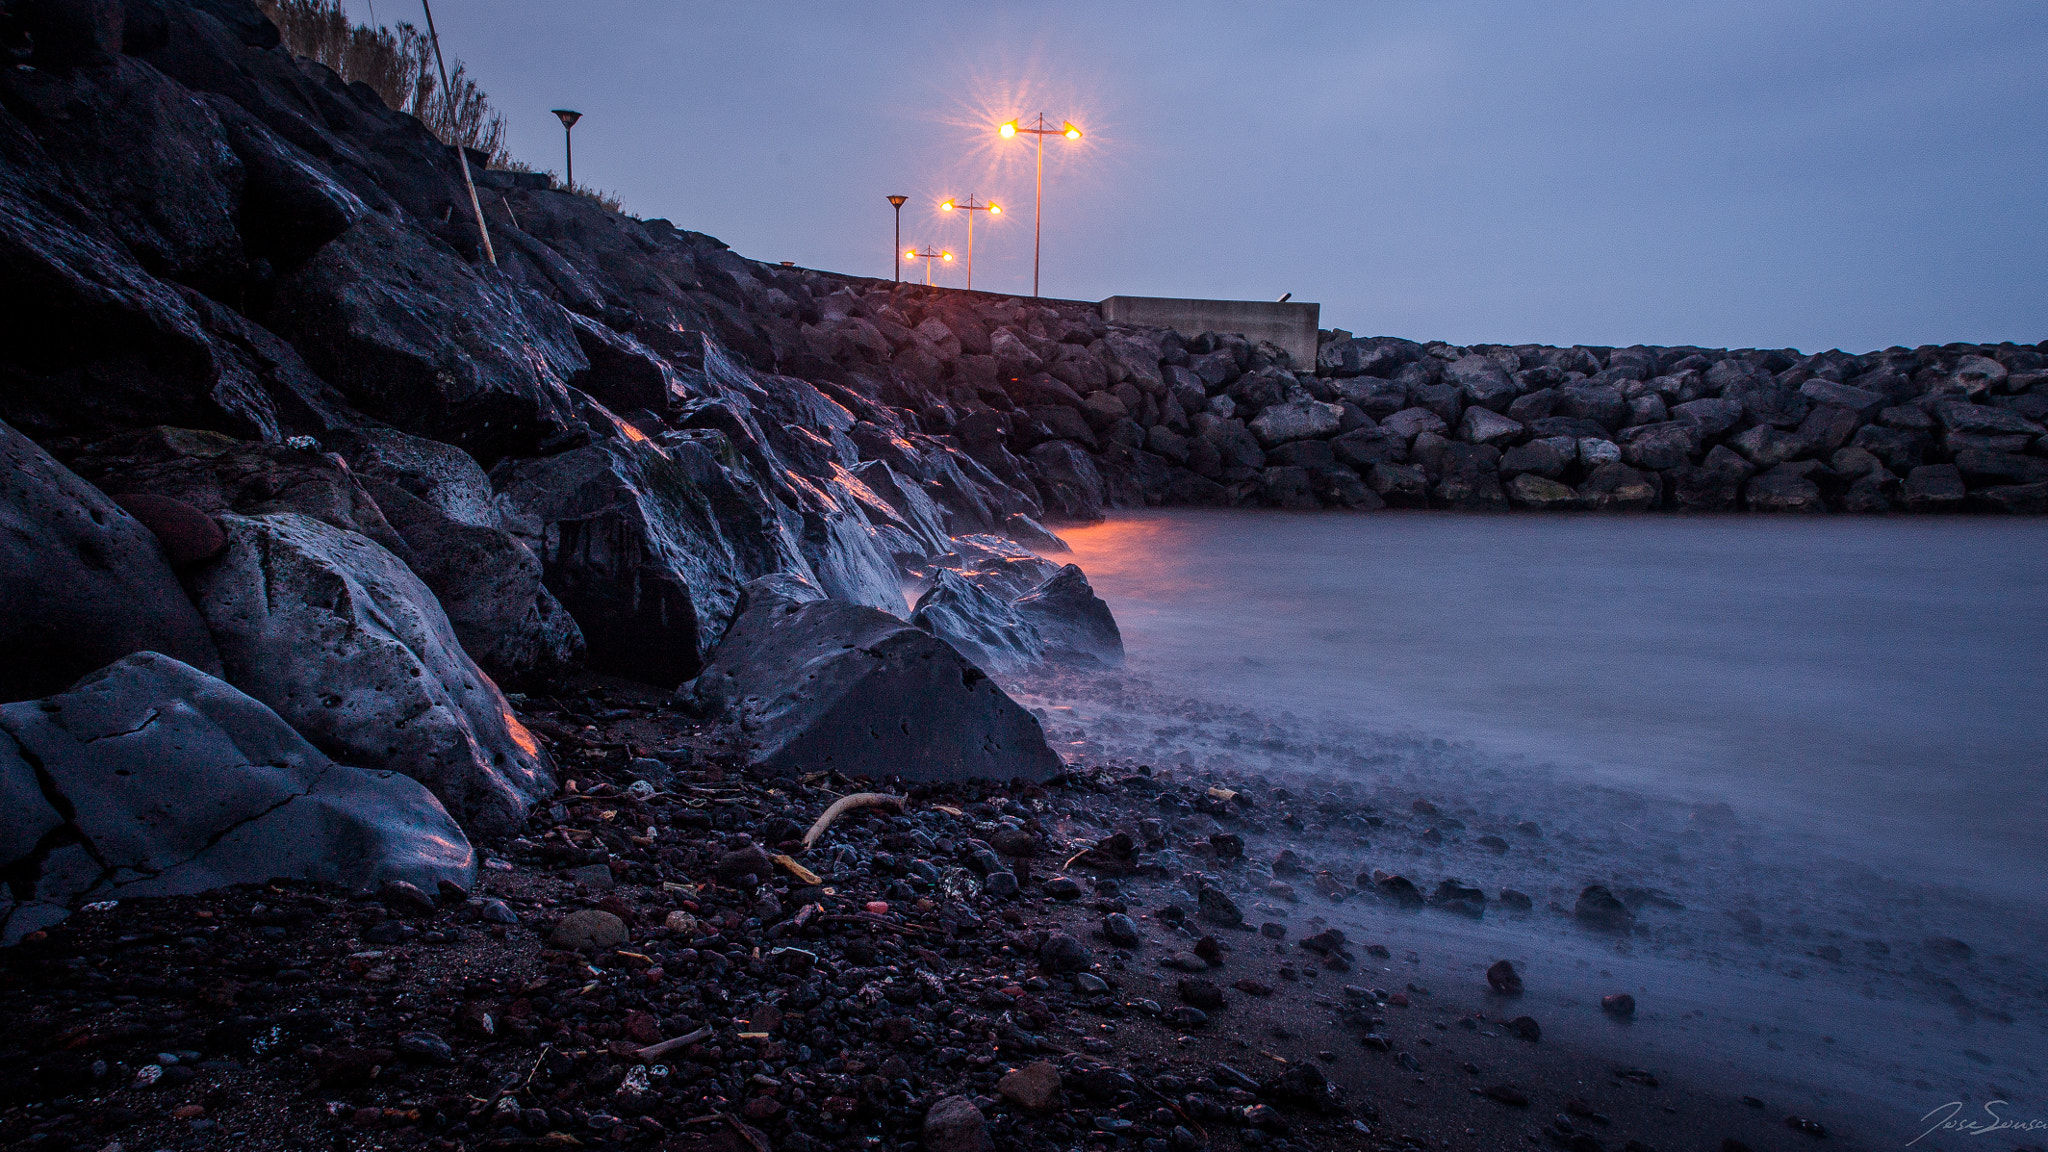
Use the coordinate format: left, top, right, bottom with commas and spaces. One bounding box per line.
801, 792, 905, 850
633, 1025, 713, 1061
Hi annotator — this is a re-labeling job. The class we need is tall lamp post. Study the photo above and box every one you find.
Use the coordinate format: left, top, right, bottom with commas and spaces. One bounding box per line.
938, 195, 1000, 290
998, 113, 1081, 298
551, 109, 582, 188
887, 195, 908, 281
903, 246, 953, 287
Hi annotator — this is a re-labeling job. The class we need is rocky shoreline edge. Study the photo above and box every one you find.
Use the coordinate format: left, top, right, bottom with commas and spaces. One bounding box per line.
0, 681, 1846, 1152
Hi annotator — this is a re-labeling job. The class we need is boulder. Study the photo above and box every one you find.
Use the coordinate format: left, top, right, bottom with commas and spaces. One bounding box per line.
1262, 465, 1319, 509
1798, 380, 1885, 419
910, 569, 1046, 675
492, 432, 812, 684
265, 216, 587, 464
1505, 473, 1582, 510
1671, 397, 1744, 438
110, 492, 226, 565
1433, 444, 1506, 510
69, 425, 416, 562
685, 593, 1059, 783
189, 512, 553, 836
1369, 463, 1429, 507
1028, 440, 1107, 523
1556, 384, 1628, 429
1978, 482, 2048, 514
1669, 464, 1742, 511
1458, 407, 1524, 446
1954, 449, 2048, 487
1618, 421, 1698, 472
336, 427, 584, 685
1330, 426, 1408, 469
1498, 437, 1571, 479
1249, 400, 1343, 447
923, 1095, 993, 1152
1730, 424, 1806, 468
1580, 462, 1658, 510
1903, 464, 1966, 512
1, 652, 473, 945
1445, 355, 1517, 411
0, 418, 221, 702
1745, 465, 1826, 512
1380, 407, 1449, 442
1934, 400, 2044, 438
1013, 564, 1124, 667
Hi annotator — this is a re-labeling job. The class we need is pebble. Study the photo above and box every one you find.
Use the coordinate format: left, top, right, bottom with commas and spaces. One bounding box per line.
997, 1060, 1063, 1109
1102, 912, 1142, 947
479, 899, 519, 924
568, 863, 616, 890
1602, 992, 1637, 1017
1487, 959, 1524, 994
923, 1094, 994, 1152
549, 908, 629, 950
1039, 933, 1093, 972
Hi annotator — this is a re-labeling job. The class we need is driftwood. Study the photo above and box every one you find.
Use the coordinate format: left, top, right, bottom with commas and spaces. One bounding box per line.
633, 1025, 713, 1061
802, 792, 905, 850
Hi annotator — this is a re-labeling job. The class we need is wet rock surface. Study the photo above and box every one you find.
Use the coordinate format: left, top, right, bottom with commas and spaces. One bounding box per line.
0, 652, 473, 945
0, 682, 1841, 1152
684, 589, 1061, 784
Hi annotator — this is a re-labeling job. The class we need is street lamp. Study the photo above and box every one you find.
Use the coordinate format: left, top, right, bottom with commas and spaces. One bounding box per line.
551, 109, 582, 189
887, 195, 908, 282
938, 194, 1001, 290
997, 113, 1082, 298
903, 245, 954, 287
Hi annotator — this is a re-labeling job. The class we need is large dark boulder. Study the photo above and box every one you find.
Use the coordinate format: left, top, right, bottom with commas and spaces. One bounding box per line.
910, 569, 1046, 675
189, 511, 553, 836
1014, 564, 1124, 667
336, 427, 584, 685
0, 417, 221, 702
264, 216, 589, 464
1, 651, 473, 945
492, 433, 811, 684
68, 424, 414, 561
683, 590, 1059, 783
1028, 440, 1107, 523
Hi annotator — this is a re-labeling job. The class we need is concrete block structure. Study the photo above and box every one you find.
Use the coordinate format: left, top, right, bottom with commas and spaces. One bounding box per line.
1099, 296, 1321, 371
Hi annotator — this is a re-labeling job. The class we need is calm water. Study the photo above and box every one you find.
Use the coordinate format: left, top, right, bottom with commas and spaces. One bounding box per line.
1058, 510, 2048, 899
1032, 510, 2048, 1141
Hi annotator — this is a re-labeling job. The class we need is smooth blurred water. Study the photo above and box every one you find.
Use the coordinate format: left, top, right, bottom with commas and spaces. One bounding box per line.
1058, 510, 2048, 901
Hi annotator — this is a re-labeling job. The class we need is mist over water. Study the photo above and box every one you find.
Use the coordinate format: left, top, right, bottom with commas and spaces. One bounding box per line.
1059, 510, 2048, 900
1008, 510, 2048, 1137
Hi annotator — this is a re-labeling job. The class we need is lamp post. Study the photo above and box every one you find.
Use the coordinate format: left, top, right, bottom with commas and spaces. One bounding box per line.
887, 195, 908, 281
938, 194, 1000, 290
997, 113, 1081, 298
903, 245, 953, 287
551, 109, 582, 189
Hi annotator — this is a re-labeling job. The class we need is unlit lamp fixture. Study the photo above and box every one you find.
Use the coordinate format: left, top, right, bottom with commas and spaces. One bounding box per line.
552, 109, 582, 187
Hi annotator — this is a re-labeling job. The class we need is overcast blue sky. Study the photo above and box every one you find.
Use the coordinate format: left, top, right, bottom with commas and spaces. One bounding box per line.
366, 1, 2047, 353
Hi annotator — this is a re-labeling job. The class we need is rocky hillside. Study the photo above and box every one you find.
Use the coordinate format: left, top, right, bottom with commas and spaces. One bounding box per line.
3, 0, 2045, 937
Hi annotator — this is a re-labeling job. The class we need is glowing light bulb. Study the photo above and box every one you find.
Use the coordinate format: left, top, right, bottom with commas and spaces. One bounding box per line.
940, 200, 954, 211
989, 204, 1001, 214
1063, 122, 1082, 139
904, 250, 917, 260
942, 252, 953, 262
999, 121, 1017, 138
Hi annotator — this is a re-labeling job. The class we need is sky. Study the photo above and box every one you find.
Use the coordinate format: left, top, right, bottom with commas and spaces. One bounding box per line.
360, 1, 2048, 354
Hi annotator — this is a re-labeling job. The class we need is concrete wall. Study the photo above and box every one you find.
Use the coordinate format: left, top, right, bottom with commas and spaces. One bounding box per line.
1099, 296, 1321, 371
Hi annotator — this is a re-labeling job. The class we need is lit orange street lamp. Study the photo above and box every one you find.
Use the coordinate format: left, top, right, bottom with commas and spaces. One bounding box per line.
938, 194, 1001, 290
998, 113, 1082, 298
903, 245, 954, 287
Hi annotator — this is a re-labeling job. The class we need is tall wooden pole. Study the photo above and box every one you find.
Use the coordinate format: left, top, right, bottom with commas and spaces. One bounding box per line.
420, 0, 495, 265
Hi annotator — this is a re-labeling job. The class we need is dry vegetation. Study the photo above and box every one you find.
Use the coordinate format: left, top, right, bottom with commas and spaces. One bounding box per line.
257, 0, 509, 167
